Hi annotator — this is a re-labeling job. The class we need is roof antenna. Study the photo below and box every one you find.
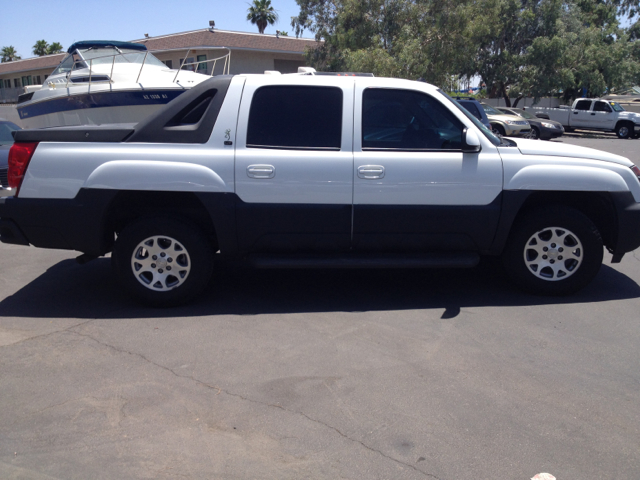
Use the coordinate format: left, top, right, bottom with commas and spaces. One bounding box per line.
209, 20, 215, 32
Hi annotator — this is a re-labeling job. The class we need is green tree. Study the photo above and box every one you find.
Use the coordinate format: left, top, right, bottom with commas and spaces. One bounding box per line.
247, 0, 279, 34
32, 39, 49, 56
47, 42, 64, 54
293, 0, 476, 86
292, 0, 640, 100
1, 45, 21, 62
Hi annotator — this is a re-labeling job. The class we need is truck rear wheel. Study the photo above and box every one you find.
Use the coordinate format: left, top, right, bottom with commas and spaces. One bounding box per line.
501, 206, 603, 295
112, 216, 214, 307
616, 122, 633, 139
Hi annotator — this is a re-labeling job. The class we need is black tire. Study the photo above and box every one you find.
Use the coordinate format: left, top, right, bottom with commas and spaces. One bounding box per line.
530, 127, 540, 140
501, 206, 603, 296
112, 216, 214, 307
491, 124, 506, 136
616, 122, 633, 139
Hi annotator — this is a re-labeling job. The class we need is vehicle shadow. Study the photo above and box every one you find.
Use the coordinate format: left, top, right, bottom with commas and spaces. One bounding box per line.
1, 255, 638, 319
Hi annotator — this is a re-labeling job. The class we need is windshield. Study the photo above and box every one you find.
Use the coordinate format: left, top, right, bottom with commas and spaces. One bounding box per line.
481, 103, 502, 115
609, 102, 625, 112
79, 47, 166, 67
0, 121, 20, 145
512, 109, 536, 119
51, 48, 166, 75
437, 91, 501, 146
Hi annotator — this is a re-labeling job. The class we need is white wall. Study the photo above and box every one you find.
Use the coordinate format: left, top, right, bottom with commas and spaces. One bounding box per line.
484, 97, 562, 108
153, 50, 305, 76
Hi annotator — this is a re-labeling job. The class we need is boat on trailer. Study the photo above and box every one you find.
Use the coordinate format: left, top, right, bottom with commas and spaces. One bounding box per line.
17, 40, 230, 128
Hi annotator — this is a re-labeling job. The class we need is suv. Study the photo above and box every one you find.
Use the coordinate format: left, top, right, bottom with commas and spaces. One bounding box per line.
455, 97, 492, 130
480, 103, 531, 137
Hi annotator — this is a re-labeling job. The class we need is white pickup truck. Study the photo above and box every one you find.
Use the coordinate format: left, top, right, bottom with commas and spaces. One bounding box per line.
1, 72, 640, 306
530, 98, 640, 139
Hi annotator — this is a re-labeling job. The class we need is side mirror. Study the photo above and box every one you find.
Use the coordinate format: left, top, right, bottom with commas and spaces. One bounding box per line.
462, 128, 482, 153
535, 113, 550, 119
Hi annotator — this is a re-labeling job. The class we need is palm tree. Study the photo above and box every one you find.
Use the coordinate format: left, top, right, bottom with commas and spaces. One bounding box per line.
47, 42, 64, 55
246, 0, 278, 34
1, 46, 21, 63
33, 40, 49, 56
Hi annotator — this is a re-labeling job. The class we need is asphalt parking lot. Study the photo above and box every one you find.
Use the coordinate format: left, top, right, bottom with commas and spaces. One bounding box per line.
1, 135, 639, 479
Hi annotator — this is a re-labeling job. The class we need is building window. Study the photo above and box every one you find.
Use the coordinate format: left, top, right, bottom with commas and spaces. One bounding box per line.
34, 75, 41, 85
21, 76, 32, 86
247, 86, 343, 150
3, 80, 10, 89
14, 79, 20, 88
162, 60, 173, 69
179, 57, 195, 71
196, 55, 207, 73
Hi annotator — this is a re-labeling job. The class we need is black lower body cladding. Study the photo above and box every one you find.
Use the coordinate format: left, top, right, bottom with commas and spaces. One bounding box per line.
0, 190, 118, 255
1, 189, 640, 260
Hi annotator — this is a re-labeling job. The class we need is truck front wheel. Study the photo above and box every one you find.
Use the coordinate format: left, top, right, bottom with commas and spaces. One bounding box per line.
112, 216, 214, 307
501, 206, 603, 295
616, 122, 633, 139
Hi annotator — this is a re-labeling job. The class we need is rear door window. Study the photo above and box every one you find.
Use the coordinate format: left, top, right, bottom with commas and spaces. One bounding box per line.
575, 100, 592, 111
247, 86, 343, 150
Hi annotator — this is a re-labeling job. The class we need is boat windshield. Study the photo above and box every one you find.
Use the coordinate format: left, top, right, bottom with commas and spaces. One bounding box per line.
51, 47, 166, 76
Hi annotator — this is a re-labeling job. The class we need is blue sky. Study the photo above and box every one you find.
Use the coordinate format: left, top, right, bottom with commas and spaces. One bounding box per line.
2, 0, 307, 59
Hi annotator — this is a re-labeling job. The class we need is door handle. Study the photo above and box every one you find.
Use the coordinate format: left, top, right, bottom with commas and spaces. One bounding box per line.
591, 113, 596, 115
247, 164, 275, 179
358, 165, 385, 179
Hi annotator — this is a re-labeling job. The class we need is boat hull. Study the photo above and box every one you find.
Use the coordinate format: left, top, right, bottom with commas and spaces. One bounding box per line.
18, 88, 186, 128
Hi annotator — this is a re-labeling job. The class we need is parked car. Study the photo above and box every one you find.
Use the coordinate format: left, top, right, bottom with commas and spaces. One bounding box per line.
496, 107, 564, 140
455, 97, 492, 129
0, 119, 21, 196
480, 103, 531, 137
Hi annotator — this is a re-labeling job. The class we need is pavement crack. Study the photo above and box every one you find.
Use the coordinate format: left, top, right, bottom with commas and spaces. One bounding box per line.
66, 329, 440, 479
1, 319, 95, 348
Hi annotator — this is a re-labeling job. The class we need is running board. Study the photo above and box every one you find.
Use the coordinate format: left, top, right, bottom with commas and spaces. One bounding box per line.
246, 252, 480, 269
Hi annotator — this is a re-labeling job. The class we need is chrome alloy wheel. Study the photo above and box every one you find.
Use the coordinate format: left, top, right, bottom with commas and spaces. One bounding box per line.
523, 226, 583, 281
130, 235, 191, 290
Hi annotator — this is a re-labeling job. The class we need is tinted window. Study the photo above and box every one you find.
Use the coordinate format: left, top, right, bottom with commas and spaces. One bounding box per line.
0, 121, 20, 145
247, 86, 342, 149
575, 100, 592, 111
593, 102, 611, 112
362, 88, 464, 150
462, 102, 482, 119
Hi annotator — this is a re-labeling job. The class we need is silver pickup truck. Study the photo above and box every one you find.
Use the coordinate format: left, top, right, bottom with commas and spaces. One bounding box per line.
530, 98, 640, 139
1, 72, 640, 306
